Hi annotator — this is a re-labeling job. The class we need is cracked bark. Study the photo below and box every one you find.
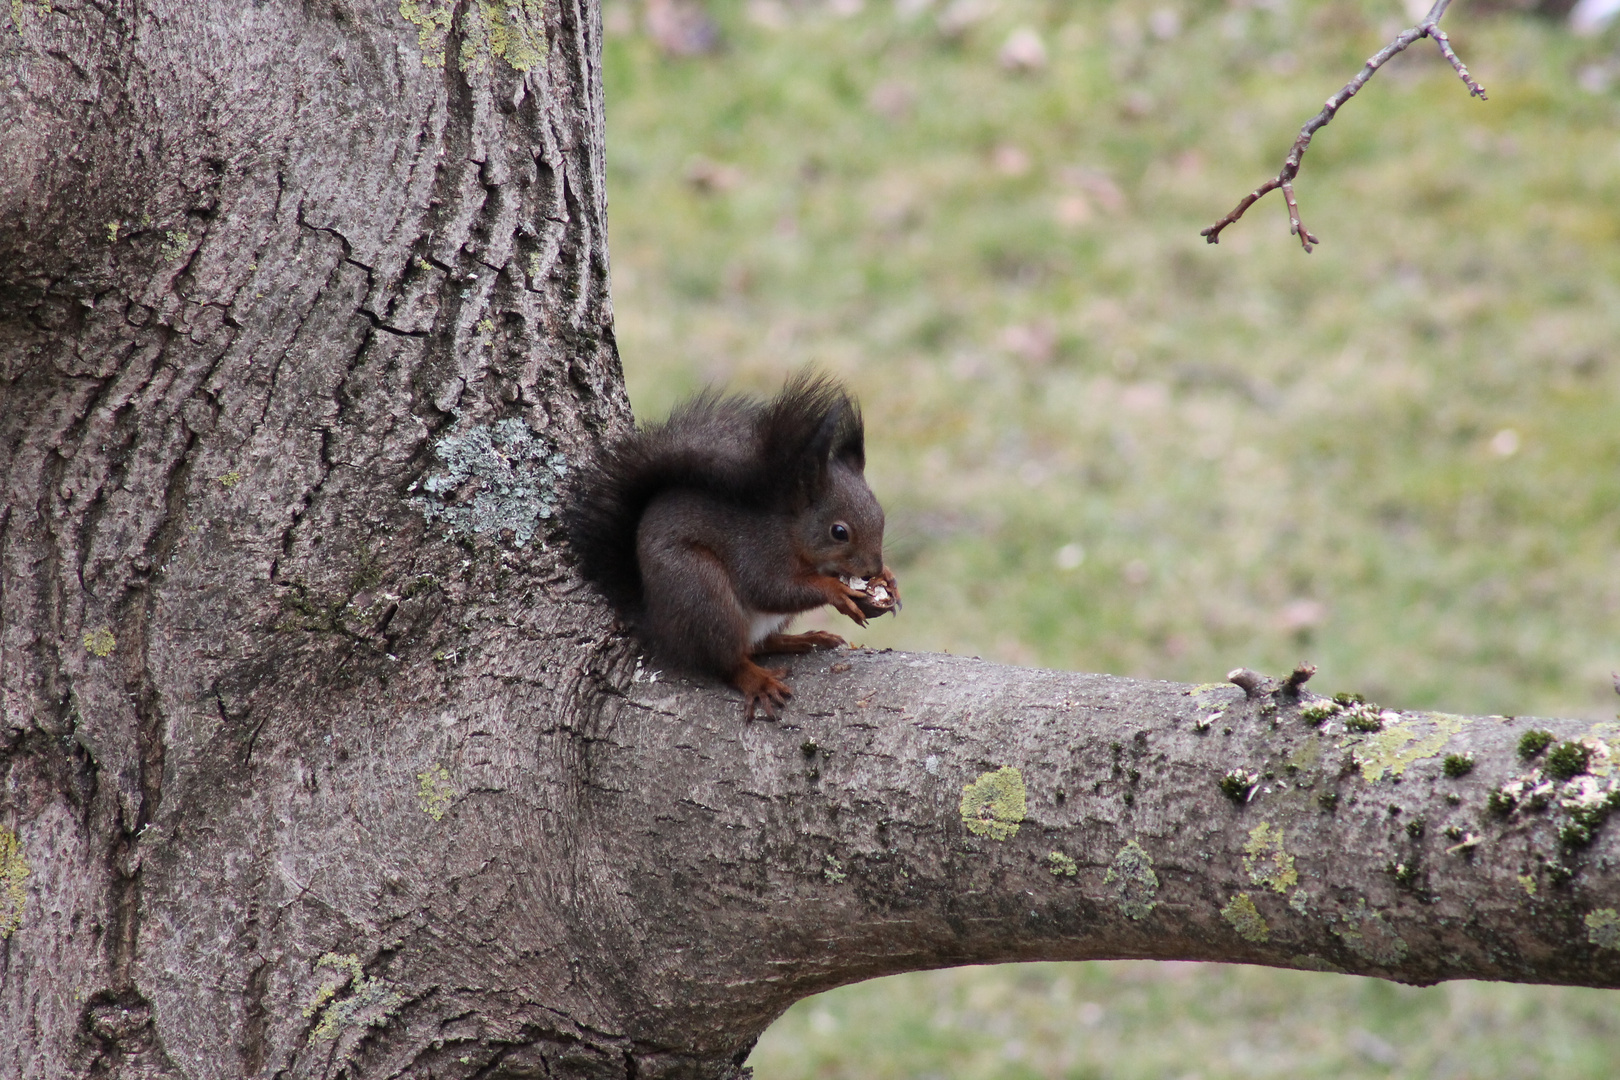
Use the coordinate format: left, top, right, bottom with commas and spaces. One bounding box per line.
3, 1, 1619, 1078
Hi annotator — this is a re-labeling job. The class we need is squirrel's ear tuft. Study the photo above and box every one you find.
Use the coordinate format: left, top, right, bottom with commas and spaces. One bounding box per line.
792, 403, 842, 504
832, 401, 865, 472
762, 370, 865, 505
806, 403, 843, 467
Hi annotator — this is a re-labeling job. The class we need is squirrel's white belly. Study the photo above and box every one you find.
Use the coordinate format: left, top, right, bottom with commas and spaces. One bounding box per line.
747, 611, 791, 646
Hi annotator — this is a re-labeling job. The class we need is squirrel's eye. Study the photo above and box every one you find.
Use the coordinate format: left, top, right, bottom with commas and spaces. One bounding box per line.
830, 522, 851, 543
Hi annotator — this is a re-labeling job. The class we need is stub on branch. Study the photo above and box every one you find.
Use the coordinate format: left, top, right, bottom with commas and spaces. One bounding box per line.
1227, 662, 1315, 699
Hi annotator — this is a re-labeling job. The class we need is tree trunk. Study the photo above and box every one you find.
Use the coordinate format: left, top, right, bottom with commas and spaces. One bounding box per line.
3, 2, 1618, 1078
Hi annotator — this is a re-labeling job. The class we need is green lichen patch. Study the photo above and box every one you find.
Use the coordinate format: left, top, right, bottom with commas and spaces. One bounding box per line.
410, 418, 567, 547
1221, 893, 1269, 942
1243, 822, 1298, 894
466, 0, 548, 72
1518, 874, 1537, 897
1585, 909, 1620, 951
399, 0, 454, 67
160, 229, 190, 262
0, 828, 28, 939
823, 854, 847, 884
1344, 712, 1466, 783
1332, 899, 1408, 967
82, 626, 116, 657
1046, 851, 1078, 878
1187, 682, 1240, 706
416, 764, 455, 821
1104, 840, 1159, 921
959, 766, 1026, 841
303, 953, 403, 1041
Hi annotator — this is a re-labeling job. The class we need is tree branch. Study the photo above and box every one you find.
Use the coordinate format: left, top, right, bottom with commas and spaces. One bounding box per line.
1202, 0, 1486, 252
596, 648, 1620, 1062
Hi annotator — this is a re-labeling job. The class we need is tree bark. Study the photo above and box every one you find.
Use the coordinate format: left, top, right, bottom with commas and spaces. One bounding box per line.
3, 1, 1618, 1078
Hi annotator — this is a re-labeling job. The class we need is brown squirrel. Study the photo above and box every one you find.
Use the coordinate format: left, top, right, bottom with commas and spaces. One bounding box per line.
565, 372, 899, 717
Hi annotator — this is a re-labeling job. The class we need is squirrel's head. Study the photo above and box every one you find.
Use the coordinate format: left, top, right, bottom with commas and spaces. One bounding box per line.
798, 457, 886, 578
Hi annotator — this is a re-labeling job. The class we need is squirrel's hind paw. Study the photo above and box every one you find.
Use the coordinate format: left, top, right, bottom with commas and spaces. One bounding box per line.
755, 631, 847, 655
735, 661, 792, 720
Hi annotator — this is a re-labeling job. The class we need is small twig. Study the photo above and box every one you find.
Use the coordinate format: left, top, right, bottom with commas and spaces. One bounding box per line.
1280, 181, 1318, 253
1202, 0, 1485, 252
1430, 22, 1487, 99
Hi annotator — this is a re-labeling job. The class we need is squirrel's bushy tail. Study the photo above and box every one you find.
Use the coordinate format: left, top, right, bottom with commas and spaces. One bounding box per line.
563, 372, 864, 615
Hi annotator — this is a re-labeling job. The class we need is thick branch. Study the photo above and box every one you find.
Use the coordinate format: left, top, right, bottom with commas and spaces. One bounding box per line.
603, 650, 1620, 1059
1201, 0, 1486, 252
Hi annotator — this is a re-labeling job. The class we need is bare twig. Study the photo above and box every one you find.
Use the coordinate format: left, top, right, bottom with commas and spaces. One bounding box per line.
1280, 181, 1318, 252
1202, 0, 1486, 252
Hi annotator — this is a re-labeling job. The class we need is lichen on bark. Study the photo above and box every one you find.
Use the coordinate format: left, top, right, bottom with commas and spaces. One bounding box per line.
959, 765, 1027, 841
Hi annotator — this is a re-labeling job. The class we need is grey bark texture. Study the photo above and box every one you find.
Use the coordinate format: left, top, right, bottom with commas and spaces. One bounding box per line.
3, 1, 1619, 1078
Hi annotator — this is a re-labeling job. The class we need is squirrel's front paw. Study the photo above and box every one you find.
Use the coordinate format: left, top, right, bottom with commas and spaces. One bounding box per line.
824, 580, 870, 627
840, 569, 900, 619
734, 660, 792, 720
872, 566, 901, 612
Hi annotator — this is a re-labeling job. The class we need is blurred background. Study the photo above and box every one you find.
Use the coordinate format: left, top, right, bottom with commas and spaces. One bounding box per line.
600, 0, 1620, 1074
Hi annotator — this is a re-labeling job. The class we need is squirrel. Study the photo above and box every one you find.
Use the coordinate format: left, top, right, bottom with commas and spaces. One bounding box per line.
565, 372, 899, 718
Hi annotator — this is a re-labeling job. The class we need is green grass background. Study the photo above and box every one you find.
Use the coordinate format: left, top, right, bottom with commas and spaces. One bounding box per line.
601, 0, 1620, 1074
